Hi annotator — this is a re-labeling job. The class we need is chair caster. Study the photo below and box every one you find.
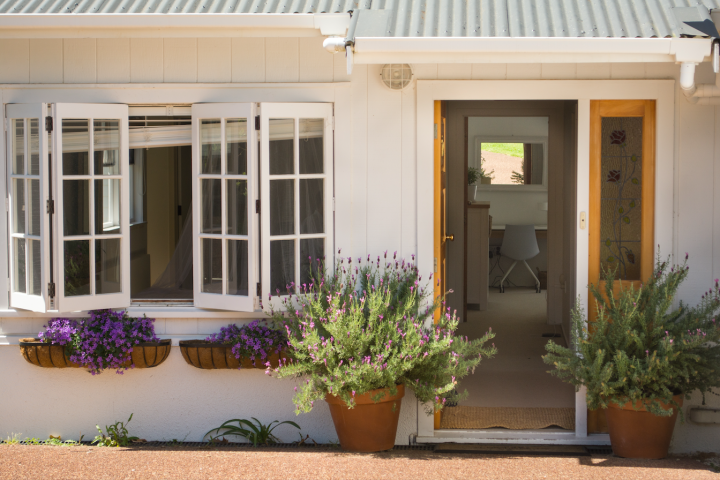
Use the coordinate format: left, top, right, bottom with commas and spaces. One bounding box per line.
499, 285, 505, 293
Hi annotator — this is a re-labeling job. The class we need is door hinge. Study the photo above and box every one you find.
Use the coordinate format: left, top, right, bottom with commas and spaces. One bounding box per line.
255, 115, 260, 131
256, 199, 261, 214
434, 123, 438, 139
46, 199, 54, 214
45, 116, 53, 133
257, 282, 261, 296
48, 282, 56, 298
434, 257, 438, 273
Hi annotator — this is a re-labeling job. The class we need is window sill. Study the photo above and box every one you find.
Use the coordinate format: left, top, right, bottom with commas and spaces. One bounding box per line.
0, 307, 267, 319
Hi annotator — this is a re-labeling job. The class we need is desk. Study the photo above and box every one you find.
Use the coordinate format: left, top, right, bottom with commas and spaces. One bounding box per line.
491, 225, 548, 241
467, 202, 491, 311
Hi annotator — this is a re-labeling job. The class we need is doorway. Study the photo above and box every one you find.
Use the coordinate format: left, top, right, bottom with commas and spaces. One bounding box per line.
439, 100, 578, 431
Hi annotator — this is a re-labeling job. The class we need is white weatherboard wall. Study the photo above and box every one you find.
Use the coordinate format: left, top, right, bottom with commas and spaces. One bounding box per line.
1, 42, 720, 452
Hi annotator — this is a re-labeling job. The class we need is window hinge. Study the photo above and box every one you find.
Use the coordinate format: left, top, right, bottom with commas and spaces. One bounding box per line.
257, 282, 261, 296
255, 115, 260, 131
45, 116, 53, 133
46, 199, 54, 214
48, 282, 56, 298
256, 199, 260, 214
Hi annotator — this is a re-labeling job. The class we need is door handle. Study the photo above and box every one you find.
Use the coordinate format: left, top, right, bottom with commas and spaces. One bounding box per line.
444, 234, 455, 242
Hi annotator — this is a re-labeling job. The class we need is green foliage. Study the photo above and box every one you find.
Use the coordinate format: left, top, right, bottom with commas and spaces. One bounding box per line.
482, 142, 524, 157
468, 167, 481, 186
267, 252, 496, 414
3, 433, 21, 445
44, 438, 82, 447
478, 156, 495, 180
93, 414, 139, 447
203, 418, 300, 446
511, 159, 525, 184
544, 255, 720, 416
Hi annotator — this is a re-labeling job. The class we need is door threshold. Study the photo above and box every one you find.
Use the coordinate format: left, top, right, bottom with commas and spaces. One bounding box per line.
417, 430, 610, 446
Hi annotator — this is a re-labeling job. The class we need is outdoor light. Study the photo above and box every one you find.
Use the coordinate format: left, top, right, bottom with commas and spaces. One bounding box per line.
381, 64, 413, 90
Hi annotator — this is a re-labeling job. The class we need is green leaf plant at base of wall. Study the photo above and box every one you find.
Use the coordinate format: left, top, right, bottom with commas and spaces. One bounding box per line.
543, 253, 720, 418
265, 250, 497, 415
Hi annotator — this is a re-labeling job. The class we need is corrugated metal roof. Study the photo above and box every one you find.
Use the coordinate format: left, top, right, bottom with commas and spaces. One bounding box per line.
0, 0, 718, 39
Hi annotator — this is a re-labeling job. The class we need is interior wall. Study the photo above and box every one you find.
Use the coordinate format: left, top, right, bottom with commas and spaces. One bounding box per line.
146, 147, 175, 285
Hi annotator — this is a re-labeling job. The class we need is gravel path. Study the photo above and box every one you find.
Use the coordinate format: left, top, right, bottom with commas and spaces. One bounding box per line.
1, 446, 718, 480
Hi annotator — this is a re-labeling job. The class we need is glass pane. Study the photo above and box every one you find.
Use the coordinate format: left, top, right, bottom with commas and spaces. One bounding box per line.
12, 119, 24, 175
226, 179, 247, 235
64, 240, 90, 297
28, 239, 42, 296
93, 120, 120, 176
201, 238, 222, 294
12, 179, 25, 234
201, 120, 221, 174
227, 239, 248, 296
96, 238, 121, 294
201, 179, 221, 234
13, 238, 26, 293
63, 180, 90, 236
29, 179, 41, 236
226, 119, 247, 175
269, 119, 294, 175
300, 178, 324, 234
270, 179, 294, 236
300, 238, 324, 286
95, 179, 121, 234
30, 119, 40, 176
299, 118, 324, 174
600, 117, 643, 281
270, 239, 294, 294
62, 119, 89, 176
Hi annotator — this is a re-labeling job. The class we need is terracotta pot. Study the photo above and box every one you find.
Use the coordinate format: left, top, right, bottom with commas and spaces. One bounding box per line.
19, 338, 81, 368
605, 395, 683, 459
126, 340, 172, 368
325, 384, 405, 452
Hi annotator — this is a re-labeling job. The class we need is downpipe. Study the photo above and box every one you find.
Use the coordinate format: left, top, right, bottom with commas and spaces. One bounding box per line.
681, 40, 720, 105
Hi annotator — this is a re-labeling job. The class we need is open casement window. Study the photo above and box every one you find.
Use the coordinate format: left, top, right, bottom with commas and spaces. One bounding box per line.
260, 103, 334, 307
6, 104, 51, 312
191, 103, 257, 311
54, 104, 131, 312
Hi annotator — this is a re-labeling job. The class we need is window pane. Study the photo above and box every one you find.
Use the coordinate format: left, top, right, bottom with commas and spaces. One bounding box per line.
269, 119, 294, 175
270, 179, 294, 236
201, 120, 221, 174
201, 179, 221, 234
600, 117, 643, 281
13, 238, 26, 293
30, 119, 40, 176
226, 119, 247, 175
300, 238, 324, 286
201, 238, 222, 293
300, 178, 324, 234
226, 179, 247, 235
227, 239, 248, 296
64, 240, 90, 297
95, 179, 121, 234
29, 179, 41, 236
12, 119, 24, 175
28, 239, 41, 296
96, 238, 121, 294
93, 120, 120, 176
63, 180, 90, 236
299, 118, 323, 174
12, 179, 25, 234
270, 239, 294, 294
62, 119, 89, 176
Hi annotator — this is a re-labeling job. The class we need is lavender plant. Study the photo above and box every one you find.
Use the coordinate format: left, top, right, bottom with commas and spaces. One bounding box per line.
206, 320, 286, 367
266, 251, 497, 414
39, 310, 160, 375
543, 255, 720, 416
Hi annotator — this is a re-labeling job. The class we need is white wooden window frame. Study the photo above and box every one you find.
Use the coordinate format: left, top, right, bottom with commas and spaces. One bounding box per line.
191, 103, 257, 312
260, 103, 334, 309
5, 103, 51, 312
53, 103, 131, 312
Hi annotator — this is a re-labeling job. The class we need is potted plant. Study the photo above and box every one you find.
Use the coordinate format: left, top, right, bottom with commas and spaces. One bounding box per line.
543, 255, 720, 459
20, 310, 170, 374
479, 155, 494, 185
468, 167, 480, 201
180, 321, 287, 370
267, 251, 496, 452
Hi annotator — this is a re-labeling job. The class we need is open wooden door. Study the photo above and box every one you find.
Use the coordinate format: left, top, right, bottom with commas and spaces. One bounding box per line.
587, 100, 656, 433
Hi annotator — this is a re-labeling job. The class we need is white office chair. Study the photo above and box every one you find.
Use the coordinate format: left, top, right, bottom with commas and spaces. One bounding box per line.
499, 224, 541, 293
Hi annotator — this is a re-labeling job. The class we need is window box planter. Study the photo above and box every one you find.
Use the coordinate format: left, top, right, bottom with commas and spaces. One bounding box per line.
19, 338, 171, 369
179, 340, 284, 370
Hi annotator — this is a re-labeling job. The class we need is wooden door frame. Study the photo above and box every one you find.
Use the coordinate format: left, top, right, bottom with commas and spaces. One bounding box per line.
417, 80, 675, 443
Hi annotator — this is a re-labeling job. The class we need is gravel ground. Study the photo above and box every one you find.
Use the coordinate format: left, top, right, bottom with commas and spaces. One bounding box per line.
1, 446, 718, 480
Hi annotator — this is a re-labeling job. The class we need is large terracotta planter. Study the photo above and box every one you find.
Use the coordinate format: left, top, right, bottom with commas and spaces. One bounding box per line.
605, 395, 683, 459
325, 384, 405, 452
19, 338, 81, 368
179, 340, 285, 369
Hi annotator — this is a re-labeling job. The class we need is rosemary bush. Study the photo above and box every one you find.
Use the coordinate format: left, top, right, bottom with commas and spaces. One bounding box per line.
543, 255, 720, 416
267, 251, 496, 414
